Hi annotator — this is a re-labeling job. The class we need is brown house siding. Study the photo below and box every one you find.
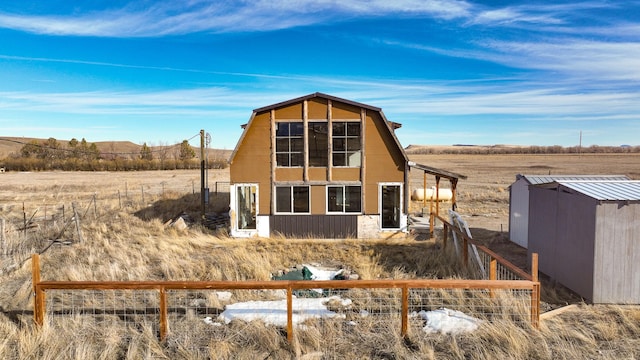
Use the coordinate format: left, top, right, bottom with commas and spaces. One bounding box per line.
270, 215, 357, 238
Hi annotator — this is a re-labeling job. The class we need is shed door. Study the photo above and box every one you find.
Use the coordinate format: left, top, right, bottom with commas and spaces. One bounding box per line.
380, 184, 402, 229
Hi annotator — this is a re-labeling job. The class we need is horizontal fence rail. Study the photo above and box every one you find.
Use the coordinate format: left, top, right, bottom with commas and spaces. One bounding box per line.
32, 254, 540, 346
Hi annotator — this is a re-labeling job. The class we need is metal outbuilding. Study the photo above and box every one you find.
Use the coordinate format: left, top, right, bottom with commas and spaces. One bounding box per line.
527, 180, 640, 304
508, 174, 630, 248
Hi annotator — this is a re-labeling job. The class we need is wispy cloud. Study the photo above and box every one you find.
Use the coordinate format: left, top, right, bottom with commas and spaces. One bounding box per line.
0, 0, 471, 37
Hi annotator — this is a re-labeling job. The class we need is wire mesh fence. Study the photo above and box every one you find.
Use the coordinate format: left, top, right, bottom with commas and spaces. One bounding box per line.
45, 289, 161, 336
34, 279, 539, 357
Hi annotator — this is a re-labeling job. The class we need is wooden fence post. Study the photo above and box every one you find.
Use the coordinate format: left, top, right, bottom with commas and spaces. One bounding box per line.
531, 252, 540, 328
32, 254, 44, 327
401, 285, 409, 337
429, 212, 434, 238
531, 282, 540, 329
159, 286, 168, 341
1, 218, 5, 255
93, 194, 98, 219
489, 258, 497, 298
531, 253, 539, 282
72, 203, 84, 243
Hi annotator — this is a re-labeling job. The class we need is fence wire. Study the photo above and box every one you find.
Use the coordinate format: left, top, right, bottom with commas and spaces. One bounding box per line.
46, 289, 160, 336
40, 284, 535, 357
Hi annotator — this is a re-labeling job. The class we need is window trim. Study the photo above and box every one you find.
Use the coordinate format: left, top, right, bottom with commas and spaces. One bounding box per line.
275, 121, 304, 168
332, 121, 362, 168
307, 121, 329, 168
274, 185, 311, 214
235, 183, 258, 231
326, 184, 362, 214
379, 182, 403, 230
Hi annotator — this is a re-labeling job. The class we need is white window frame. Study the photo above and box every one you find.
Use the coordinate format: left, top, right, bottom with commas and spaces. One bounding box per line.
233, 183, 258, 232
326, 185, 362, 214
331, 121, 361, 168
379, 182, 403, 230
275, 121, 304, 167
274, 185, 311, 214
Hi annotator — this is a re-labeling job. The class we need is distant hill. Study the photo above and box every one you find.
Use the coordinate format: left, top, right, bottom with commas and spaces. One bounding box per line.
405, 144, 639, 155
0, 137, 232, 160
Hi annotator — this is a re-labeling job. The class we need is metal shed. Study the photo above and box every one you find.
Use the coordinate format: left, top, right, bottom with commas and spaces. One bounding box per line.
527, 180, 640, 304
508, 174, 630, 248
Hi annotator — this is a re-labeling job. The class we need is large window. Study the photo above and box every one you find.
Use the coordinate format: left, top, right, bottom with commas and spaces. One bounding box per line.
276, 122, 303, 167
276, 186, 310, 213
327, 185, 361, 213
332, 122, 361, 167
308, 122, 328, 167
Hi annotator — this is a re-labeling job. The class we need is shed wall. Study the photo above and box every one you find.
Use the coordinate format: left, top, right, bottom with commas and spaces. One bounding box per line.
509, 178, 530, 248
528, 187, 597, 301
593, 202, 640, 303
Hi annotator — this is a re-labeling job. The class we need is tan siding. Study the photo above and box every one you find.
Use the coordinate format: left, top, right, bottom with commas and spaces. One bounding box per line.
311, 185, 326, 214
230, 111, 272, 215
308, 167, 327, 182
332, 168, 361, 181
274, 103, 303, 119
365, 183, 379, 214
308, 98, 328, 119
363, 112, 405, 214
275, 168, 304, 181
332, 102, 361, 119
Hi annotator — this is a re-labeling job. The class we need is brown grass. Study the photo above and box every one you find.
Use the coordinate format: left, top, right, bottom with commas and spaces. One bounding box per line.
1, 153, 639, 359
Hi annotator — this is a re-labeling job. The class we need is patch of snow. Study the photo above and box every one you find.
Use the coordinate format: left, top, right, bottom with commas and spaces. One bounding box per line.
217, 295, 351, 327
416, 308, 482, 334
303, 264, 344, 281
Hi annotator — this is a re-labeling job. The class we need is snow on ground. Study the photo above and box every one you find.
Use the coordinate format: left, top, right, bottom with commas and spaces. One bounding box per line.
416, 308, 482, 334
302, 264, 344, 281
217, 296, 352, 327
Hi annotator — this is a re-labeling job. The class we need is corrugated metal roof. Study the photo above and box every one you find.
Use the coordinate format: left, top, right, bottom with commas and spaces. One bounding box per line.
521, 174, 630, 185
554, 180, 640, 201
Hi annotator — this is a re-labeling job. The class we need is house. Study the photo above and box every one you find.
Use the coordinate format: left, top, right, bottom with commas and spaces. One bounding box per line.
527, 180, 640, 304
228, 92, 415, 239
228, 92, 410, 238
508, 174, 630, 248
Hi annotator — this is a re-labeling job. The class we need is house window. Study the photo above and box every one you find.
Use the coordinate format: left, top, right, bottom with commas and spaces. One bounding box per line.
308, 122, 328, 167
332, 122, 361, 167
327, 185, 361, 213
276, 122, 304, 167
276, 186, 310, 213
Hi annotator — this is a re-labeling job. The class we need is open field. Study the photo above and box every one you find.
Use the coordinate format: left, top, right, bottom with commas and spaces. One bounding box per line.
1, 153, 639, 359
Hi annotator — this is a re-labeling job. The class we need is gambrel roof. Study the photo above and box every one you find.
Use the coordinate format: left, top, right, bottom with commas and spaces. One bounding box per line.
229, 92, 407, 164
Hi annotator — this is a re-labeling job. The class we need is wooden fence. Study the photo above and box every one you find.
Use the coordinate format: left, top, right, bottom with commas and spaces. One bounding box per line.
31, 254, 540, 343
431, 213, 536, 281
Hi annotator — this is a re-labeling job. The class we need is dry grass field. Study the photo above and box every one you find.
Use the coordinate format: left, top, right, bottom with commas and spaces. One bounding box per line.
0, 152, 639, 359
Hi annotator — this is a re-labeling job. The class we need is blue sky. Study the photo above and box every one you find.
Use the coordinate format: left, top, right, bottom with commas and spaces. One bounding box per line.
0, 1, 639, 149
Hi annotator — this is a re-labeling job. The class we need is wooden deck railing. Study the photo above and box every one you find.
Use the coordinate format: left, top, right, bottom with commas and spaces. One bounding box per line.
431, 213, 538, 282
32, 254, 540, 342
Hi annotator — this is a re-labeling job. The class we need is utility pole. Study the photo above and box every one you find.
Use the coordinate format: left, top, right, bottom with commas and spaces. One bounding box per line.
579, 130, 582, 155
